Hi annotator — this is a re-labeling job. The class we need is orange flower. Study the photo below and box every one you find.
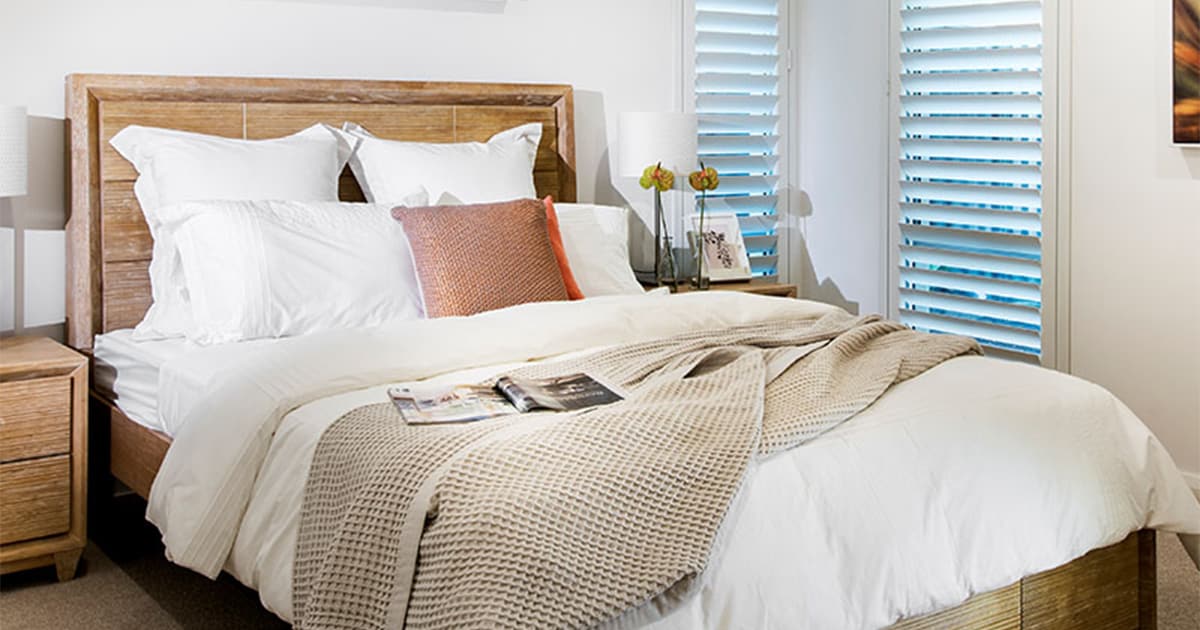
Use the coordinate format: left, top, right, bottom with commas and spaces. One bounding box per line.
639, 163, 675, 192
688, 164, 719, 192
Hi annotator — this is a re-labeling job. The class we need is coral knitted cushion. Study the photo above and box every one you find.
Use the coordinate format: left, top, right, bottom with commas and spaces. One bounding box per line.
392, 199, 570, 318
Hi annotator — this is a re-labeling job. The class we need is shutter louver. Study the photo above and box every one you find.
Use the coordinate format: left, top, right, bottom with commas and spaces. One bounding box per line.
898, 0, 1044, 359
695, 0, 781, 278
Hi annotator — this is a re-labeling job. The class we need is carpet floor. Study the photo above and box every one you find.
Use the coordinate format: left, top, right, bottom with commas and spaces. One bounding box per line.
1, 498, 1197, 629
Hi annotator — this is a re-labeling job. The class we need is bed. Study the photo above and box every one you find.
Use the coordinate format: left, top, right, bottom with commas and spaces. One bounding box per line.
64, 74, 1199, 629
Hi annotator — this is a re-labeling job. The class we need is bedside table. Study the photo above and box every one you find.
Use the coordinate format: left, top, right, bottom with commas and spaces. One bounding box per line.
0, 336, 88, 581
652, 279, 798, 298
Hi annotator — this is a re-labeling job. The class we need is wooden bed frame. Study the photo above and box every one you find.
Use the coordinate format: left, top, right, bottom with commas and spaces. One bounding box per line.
64, 74, 1156, 629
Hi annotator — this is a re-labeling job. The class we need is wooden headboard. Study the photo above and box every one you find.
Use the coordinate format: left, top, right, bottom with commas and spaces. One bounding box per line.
64, 74, 576, 350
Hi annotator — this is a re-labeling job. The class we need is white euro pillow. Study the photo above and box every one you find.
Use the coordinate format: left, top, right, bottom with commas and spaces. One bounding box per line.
109, 124, 350, 341
553, 203, 646, 296
158, 197, 428, 345
338, 122, 541, 206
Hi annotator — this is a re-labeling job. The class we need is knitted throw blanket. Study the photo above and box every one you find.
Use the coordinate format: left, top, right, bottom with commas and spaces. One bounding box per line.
293, 312, 980, 629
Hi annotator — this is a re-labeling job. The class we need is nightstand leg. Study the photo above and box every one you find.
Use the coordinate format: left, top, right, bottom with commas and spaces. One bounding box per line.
53, 548, 83, 582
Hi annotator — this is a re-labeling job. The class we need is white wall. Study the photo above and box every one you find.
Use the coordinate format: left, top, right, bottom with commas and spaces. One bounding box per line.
790, 0, 889, 316
1068, 0, 1200, 482
0, 0, 683, 335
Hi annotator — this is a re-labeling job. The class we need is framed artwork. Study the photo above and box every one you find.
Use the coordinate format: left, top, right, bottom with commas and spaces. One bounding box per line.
690, 213, 752, 282
1176, 0, 1200, 145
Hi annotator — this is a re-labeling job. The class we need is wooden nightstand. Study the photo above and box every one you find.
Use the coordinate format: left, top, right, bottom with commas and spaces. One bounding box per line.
0, 336, 88, 581
651, 279, 798, 298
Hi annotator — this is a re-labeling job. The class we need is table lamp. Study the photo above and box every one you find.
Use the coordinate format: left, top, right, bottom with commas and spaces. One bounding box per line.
0, 106, 28, 198
1, 106, 26, 332
618, 112, 697, 287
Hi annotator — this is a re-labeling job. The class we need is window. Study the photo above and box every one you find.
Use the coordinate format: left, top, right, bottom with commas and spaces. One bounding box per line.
692, 0, 783, 278
895, 0, 1046, 360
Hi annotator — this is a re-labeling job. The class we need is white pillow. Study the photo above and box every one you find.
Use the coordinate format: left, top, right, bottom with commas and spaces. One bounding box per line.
554, 203, 646, 296
109, 124, 350, 340
339, 122, 541, 206
158, 197, 427, 345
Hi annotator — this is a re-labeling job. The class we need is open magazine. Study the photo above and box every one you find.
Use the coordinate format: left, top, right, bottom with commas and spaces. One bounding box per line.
389, 373, 624, 425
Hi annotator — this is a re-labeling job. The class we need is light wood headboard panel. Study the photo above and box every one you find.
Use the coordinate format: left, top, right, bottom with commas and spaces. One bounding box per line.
65, 74, 576, 350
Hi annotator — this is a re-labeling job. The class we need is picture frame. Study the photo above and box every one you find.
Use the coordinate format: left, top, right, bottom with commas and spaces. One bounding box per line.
1174, 0, 1200, 146
690, 213, 753, 282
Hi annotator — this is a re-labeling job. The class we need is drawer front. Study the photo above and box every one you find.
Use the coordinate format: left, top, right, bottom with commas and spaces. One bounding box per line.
0, 455, 71, 544
0, 377, 72, 463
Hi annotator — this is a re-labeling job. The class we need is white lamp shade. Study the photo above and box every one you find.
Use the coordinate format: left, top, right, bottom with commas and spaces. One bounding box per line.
0, 106, 28, 197
618, 112, 698, 179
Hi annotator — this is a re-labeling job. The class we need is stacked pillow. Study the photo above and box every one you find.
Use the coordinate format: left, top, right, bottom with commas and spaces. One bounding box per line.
161, 198, 428, 345
110, 124, 351, 340
111, 122, 646, 345
339, 122, 542, 206
551, 201, 648, 297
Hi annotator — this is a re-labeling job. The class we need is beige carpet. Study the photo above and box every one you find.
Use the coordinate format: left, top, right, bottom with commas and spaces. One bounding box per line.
0, 496, 286, 630
1, 501, 1197, 629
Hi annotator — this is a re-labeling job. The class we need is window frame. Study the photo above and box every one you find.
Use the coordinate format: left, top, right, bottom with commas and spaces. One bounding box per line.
682, 0, 794, 284
885, 0, 1070, 369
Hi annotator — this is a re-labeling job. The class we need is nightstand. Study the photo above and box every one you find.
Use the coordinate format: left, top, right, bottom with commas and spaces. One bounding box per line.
652, 279, 798, 298
0, 336, 88, 581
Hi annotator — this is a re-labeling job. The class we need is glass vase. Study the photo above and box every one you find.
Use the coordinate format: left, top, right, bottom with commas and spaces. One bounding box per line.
692, 194, 710, 290
691, 244, 710, 290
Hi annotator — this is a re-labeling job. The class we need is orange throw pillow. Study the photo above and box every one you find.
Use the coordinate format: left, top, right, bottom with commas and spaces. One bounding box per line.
392, 199, 570, 318
543, 197, 585, 300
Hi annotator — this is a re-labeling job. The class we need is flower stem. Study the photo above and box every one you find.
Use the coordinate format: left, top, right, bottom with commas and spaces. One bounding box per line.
696, 190, 706, 288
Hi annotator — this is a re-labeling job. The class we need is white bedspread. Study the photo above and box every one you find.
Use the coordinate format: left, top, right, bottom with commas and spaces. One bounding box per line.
145, 292, 1200, 629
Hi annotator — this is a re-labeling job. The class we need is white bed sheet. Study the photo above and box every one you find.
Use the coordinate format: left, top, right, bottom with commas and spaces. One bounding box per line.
93, 330, 189, 433
143, 293, 1200, 629
93, 329, 283, 436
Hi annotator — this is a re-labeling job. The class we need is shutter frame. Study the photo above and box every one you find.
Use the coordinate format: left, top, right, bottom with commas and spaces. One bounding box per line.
898, 0, 1045, 360
694, 0, 782, 278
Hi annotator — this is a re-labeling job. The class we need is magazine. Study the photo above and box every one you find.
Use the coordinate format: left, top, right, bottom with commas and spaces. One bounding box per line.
389, 373, 623, 425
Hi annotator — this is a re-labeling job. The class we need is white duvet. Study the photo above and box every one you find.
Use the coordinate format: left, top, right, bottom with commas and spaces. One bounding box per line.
144, 292, 1200, 629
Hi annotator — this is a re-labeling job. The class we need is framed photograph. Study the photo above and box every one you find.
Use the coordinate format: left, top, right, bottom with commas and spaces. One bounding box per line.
1175, 0, 1200, 145
690, 213, 752, 282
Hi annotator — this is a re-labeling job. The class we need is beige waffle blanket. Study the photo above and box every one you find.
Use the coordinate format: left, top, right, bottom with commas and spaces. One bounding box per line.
293, 312, 980, 629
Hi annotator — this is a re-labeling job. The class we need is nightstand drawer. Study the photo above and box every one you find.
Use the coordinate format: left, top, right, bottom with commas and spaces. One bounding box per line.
0, 377, 72, 463
0, 455, 71, 544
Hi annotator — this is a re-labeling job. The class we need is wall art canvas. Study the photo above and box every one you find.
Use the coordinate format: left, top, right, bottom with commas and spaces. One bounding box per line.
1176, 0, 1200, 144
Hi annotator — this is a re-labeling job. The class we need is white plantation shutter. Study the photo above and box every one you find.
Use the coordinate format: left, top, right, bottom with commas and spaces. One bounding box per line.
693, 0, 781, 278
898, 0, 1045, 359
